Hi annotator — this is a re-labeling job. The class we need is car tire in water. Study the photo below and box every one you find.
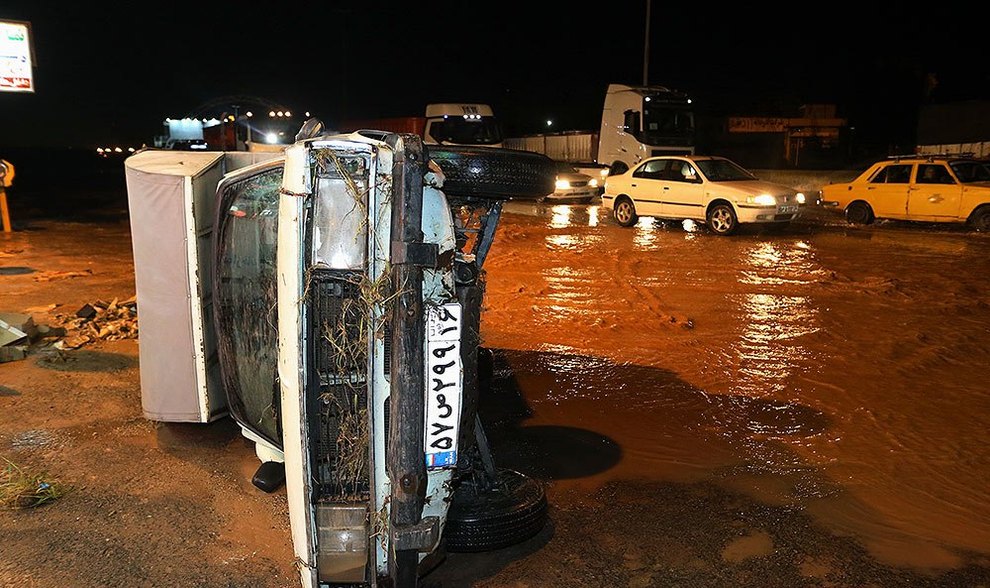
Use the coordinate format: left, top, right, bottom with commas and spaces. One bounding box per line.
613, 197, 638, 227
706, 203, 738, 235
845, 201, 875, 225
427, 146, 556, 200
444, 468, 548, 553
968, 206, 990, 232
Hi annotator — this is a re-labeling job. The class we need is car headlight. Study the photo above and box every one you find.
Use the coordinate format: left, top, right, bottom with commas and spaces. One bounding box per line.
796, 192, 806, 204
750, 194, 776, 206
589, 178, 599, 188
555, 178, 570, 190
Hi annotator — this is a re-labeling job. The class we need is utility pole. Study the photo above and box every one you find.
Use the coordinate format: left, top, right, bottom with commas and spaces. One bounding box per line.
642, 0, 651, 86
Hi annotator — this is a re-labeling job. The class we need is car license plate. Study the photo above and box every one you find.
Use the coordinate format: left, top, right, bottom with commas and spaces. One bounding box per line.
424, 303, 462, 469
779, 205, 798, 213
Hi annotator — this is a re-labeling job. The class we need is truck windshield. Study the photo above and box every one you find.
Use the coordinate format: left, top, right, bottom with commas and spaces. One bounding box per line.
640, 104, 694, 147
428, 116, 503, 145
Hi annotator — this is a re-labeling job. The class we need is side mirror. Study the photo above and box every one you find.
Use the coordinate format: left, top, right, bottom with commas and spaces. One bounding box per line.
295, 118, 326, 142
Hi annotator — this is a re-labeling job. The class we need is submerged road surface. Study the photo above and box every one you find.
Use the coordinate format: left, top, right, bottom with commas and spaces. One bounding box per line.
427, 203, 990, 587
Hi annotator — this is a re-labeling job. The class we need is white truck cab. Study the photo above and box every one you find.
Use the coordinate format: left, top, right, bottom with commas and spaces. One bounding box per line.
423, 103, 504, 148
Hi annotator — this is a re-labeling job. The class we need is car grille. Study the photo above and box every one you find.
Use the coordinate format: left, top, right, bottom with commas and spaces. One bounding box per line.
311, 270, 370, 500
774, 214, 794, 221
569, 180, 589, 188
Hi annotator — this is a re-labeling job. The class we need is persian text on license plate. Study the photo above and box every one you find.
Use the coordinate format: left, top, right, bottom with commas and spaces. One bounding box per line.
424, 303, 462, 469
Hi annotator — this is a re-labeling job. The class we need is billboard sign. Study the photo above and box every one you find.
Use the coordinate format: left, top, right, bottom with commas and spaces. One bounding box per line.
727, 117, 787, 133
1, 20, 34, 93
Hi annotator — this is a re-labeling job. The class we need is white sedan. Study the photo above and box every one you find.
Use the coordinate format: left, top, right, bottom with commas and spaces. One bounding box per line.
601, 155, 806, 235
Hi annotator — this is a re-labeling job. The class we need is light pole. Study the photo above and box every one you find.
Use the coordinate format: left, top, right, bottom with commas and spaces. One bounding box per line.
643, 0, 651, 86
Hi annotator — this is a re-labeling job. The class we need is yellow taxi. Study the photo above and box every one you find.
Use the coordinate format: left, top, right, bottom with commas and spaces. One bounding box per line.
820, 155, 990, 230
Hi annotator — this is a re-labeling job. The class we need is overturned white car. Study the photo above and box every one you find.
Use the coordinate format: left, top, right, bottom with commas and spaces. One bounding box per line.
125, 124, 556, 587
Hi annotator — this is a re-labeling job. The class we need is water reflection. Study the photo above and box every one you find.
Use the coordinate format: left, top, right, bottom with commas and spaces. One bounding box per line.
737, 293, 817, 397
633, 217, 658, 249
731, 241, 822, 398
587, 205, 600, 227
540, 203, 603, 229
545, 234, 580, 249
739, 240, 827, 286
549, 205, 572, 229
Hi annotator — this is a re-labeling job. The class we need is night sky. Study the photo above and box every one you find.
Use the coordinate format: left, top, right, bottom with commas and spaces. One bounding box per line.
3, 1, 990, 153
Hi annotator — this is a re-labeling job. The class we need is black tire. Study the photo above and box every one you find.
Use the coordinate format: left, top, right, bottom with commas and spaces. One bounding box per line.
845, 201, 875, 225
444, 468, 548, 553
613, 197, 638, 227
969, 206, 990, 232
706, 202, 738, 235
427, 146, 556, 200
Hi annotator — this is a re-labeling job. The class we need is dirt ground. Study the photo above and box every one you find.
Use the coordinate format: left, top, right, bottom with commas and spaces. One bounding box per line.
3, 199, 990, 588
0, 221, 296, 587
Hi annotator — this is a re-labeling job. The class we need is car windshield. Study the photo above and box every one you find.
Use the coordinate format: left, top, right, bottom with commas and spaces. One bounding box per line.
554, 161, 578, 173
695, 158, 756, 181
428, 116, 503, 145
949, 160, 990, 183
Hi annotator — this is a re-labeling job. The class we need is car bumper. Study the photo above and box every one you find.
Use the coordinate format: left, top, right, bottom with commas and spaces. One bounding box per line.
736, 204, 801, 223
545, 187, 598, 203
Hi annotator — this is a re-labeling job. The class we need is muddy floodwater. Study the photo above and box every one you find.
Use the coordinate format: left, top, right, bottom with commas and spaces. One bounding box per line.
429, 203, 990, 587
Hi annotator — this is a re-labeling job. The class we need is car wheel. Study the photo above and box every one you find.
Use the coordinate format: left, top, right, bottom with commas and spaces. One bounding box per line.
427, 146, 557, 200
968, 206, 990, 232
706, 203, 738, 235
444, 468, 548, 552
613, 197, 638, 227
845, 201, 875, 225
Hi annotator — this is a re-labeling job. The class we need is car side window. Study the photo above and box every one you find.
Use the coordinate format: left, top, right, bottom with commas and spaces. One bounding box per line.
669, 162, 699, 183
633, 160, 666, 180
883, 164, 911, 184
916, 164, 956, 184
869, 167, 889, 183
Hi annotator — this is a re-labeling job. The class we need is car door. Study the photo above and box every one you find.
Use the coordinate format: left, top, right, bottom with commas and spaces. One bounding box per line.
864, 163, 911, 218
660, 159, 706, 220
908, 163, 963, 219
627, 159, 667, 217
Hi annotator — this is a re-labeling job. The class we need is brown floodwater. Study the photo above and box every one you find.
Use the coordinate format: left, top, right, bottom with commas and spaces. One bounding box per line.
472, 202, 990, 576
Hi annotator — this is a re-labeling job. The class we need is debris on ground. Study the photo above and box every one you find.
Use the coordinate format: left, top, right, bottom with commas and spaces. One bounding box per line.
0, 312, 34, 363
0, 458, 68, 509
32, 269, 94, 282
50, 296, 138, 349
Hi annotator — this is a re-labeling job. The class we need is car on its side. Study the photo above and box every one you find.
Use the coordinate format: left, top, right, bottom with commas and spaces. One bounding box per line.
820, 154, 990, 230
601, 155, 806, 235
543, 160, 599, 203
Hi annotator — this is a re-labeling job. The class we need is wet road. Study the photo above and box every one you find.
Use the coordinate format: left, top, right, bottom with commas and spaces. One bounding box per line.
428, 203, 990, 587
